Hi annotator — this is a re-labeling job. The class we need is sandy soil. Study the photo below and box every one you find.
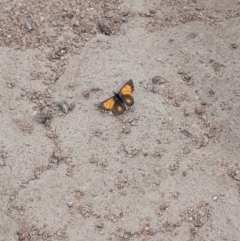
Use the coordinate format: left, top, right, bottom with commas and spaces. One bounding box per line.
0, 0, 240, 240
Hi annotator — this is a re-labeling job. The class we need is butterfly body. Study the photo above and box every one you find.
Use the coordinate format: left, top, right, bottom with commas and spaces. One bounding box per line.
113, 91, 123, 103
98, 79, 134, 115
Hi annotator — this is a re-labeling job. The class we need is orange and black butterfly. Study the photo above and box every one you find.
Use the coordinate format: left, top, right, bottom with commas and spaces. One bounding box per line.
98, 79, 134, 115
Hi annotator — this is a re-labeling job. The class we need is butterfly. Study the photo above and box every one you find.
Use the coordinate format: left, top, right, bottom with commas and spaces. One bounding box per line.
98, 79, 134, 115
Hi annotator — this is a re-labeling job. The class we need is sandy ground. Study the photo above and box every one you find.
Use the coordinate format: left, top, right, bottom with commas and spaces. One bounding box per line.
0, 0, 240, 240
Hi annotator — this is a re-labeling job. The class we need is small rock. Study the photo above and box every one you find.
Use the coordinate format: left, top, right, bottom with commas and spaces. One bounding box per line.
154, 167, 161, 174
183, 75, 192, 82
104, 10, 114, 18
187, 32, 198, 39
7, 82, 16, 88
68, 102, 75, 111
38, 230, 44, 236
96, 223, 104, 229
184, 106, 191, 116
180, 129, 192, 137
172, 192, 179, 198
212, 195, 218, 201
152, 85, 159, 93
73, 20, 80, 27
182, 146, 191, 154
86, 7, 94, 11
182, 171, 187, 177
66, 13, 74, 19
35, 109, 53, 124
208, 89, 215, 96
122, 10, 130, 16
201, 114, 207, 121
82, 90, 90, 98
25, 21, 32, 31
198, 210, 205, 216
152, 76, 167, 85
80, 13, 85, 19
195, 106, 205, 115
94, 129, 102, 137
4, 38, 11, 45
89, 157, 98, 164
98, 22, 111, 35
153, 152, 162, 158
230, 43, 238, 49
67, 202, 73, 207
233, 170, 240, 181
147, 83, 154, 92
178, 69, 184, 74
46, 130, 56, 139
123, 123, 131, 133
211, 61, 224, 72
220, 101, 232, 110
57, 47, 67, 56
58, 101, 69, 114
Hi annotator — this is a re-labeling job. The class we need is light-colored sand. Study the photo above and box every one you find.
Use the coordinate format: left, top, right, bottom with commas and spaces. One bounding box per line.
0, 0, 240, 240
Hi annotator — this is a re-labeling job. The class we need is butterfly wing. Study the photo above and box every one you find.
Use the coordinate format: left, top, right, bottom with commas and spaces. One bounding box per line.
119, 79, 134, 96
98, 96, 115, 112
121, 94, 134, 107
112, 100, 126, 115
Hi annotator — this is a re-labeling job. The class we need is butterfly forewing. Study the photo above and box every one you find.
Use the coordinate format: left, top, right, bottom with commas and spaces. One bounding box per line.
119, 79, 134, 96
98, 96, 115, 112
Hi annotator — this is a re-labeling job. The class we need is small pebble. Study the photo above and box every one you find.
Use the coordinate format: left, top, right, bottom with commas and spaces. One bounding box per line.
195, 106, 205, 115
147, 83, 154, 92
198, 210, 205, 216
178, 69, 184, 74
233, 170, 240, 181
152, 76, 167, 85
104, 10, 114, 18
68, 102, 75, 111
123, 123, 131, 133
82, 90, 90, 98
58, 101, 69, 114
201, 114, 207, 121
98, 22, 111, 35
89, 157, 98, 164
96, 223, 104, 229
212, 195, 218, 201
67, 202, 73, 207
25, 21, 32, 31
230, 43, 238, 49
73, 20, 80, 27
184, 107, 190, 116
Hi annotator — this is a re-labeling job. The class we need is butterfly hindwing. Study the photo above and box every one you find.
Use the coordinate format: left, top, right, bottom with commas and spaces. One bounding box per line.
121, 94, 134, 107
112, 100, 126, 115
98, 96, 115, 112
119, 79, 134, 96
